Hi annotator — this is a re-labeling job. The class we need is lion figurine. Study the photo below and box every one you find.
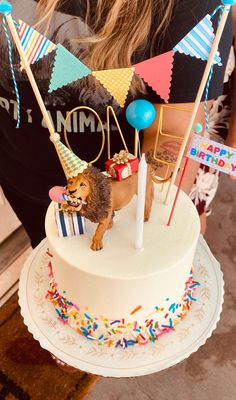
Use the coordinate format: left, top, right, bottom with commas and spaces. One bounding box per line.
61, 164, 154, 251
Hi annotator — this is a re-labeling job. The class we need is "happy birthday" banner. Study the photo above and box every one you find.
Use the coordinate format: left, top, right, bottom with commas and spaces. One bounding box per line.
188, 135, 236, 176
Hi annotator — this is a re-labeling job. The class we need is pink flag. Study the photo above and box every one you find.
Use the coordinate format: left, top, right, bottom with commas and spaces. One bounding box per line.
134, 51, 174, 102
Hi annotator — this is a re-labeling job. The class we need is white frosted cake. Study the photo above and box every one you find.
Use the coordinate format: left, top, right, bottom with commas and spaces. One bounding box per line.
45, 185, 200, 347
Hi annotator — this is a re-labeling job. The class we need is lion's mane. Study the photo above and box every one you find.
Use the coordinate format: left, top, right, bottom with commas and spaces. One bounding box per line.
79, 166, 112, 223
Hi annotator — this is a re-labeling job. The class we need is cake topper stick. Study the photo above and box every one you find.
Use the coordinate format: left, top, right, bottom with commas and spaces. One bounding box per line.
164, 2, 232, 205
0, 5, 55, 137
134, 129, 139, 158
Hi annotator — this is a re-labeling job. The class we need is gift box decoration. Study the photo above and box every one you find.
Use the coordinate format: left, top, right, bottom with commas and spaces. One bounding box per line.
105, 150, 139, 181
54, 203, 86, 237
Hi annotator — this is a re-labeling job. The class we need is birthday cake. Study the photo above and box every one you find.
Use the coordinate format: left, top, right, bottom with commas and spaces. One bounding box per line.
0, 0, 230, 353
45, 183, 200, 348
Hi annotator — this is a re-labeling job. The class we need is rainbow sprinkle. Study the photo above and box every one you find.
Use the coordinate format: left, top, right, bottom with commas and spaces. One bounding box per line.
130, 305, 142, 315
46, 255, 200, 348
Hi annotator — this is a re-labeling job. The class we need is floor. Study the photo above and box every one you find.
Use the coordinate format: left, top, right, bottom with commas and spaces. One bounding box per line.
84, 174, 236, 400
0, 226, 31, 307
0, 184, 31, 307
0, 187, 21, 243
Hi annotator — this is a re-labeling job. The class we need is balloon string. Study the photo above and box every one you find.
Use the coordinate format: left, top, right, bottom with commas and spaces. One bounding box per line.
12, 18, 20, 28
2, 15, 21, 128
210, 5, 224, 19
203, 64, 214, 131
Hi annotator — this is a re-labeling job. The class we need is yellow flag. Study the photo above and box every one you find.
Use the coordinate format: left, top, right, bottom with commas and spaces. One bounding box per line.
92, 68, 134, 108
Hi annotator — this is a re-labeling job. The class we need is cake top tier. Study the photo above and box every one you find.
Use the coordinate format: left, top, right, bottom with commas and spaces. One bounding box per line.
45, 185, 200, 280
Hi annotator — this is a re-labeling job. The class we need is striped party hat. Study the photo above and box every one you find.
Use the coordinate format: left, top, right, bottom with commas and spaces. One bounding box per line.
50, 133, 88, 178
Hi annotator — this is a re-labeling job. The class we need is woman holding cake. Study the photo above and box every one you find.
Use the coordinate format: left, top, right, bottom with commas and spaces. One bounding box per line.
0, 0, 235, 247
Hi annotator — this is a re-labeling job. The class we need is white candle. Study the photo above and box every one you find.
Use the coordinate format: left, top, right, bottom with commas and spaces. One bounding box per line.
135, 153, 147, 250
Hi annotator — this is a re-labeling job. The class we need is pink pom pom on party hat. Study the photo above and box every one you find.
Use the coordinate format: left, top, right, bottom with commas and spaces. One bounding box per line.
49, 186, 65, 203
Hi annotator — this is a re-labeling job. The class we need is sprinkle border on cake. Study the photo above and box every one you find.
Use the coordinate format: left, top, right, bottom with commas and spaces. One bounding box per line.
45, 250, 200, 348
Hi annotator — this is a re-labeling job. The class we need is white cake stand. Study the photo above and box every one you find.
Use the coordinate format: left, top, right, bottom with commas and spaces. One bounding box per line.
18, 236, 224, 378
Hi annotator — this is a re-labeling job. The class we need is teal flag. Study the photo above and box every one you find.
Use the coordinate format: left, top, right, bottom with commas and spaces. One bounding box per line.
49, 44, 92, 92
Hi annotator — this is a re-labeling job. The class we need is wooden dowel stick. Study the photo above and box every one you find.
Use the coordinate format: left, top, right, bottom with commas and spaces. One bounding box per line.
134, 129, 139, 158
164, 5, 231, 205
5, 14, 55, 137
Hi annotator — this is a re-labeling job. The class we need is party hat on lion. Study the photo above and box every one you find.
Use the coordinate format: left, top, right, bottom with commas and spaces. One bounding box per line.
50, 133, 88, 178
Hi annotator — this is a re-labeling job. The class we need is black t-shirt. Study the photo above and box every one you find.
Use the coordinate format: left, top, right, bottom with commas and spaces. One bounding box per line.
0, 0, 233, 205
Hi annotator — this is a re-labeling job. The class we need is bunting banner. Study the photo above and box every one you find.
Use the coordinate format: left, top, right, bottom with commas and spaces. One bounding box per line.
173, 15, 222, 66
188, 134, 236, 176
133, 51, 174, 102
92, 68, 135, 108
48, 44, 92, 93
18, 19, 56, 68
0, 5, 224, 114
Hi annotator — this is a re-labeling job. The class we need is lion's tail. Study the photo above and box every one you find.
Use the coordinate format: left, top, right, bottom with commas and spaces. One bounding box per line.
146, 153, 173, 184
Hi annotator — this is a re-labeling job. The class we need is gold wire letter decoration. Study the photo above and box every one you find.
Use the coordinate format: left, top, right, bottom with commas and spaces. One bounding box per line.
64, 106, 105, 164
152, 105, 192, 187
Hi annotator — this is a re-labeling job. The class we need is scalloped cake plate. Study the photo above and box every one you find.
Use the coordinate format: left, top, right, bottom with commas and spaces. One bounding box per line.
18, 235, 224, 378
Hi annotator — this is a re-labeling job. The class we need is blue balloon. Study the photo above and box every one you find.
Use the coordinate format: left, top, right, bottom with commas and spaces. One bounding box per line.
221, 0, 236, 4
126, 100, 156, 130
0, 1, 12, 14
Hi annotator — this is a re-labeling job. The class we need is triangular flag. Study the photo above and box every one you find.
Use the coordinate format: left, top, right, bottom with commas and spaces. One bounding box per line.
18, 19, 56, 68
92, 68, 134, 108
49, 44, 92, 92
133, 51, 174, 102
53, 137, 88, 178
173, 15, 222, 65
